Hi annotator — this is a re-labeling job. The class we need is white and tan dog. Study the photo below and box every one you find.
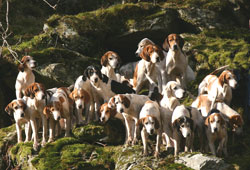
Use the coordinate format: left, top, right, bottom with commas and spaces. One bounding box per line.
15, 55, 36, 99
69, 88, 90, 125
137, 101, 162, 157
24, 82, 48, 150
160, 81, 185, 111
163, 34, 195, 88
99, 102, 124, 123
171, 105, 203, 156
135, 38, 155, 57
5, 99, 31, 143
198, 70, 237, 107
205, 109, 228, 157
101, 51, 122, 82
192, 94, 243, 135
133, 44, 164, 94
43, 87, 73, 142
108, 94, 150, 145
74, 74, 96, 122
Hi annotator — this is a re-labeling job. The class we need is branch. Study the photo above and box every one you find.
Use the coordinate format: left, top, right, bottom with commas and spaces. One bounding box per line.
42, 0, 60, 10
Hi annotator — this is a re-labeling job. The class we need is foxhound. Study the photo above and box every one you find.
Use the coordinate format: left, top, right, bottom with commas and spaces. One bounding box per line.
43, 87, 73, 142
108, 94, 150, 145
171, 105, 204, 156
192, 94, 243, 135
24, 82, 49, 150
137, 101, 162, 157
198, 70, 237, 108
101, 51, 122, 82
205, 109, 228, 157
5, 98, 31, 143
163, 34, 195, 88
69, 88, 90, 125
133, 44, 164, 94
15, 56, 36, 99
160, 81, 185, 111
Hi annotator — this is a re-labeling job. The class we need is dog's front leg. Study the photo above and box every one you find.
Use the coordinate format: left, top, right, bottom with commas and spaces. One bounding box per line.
173, 130, 180, 156
208, 138, 216, 156
30, 118, 39, 151
48, 118, 55, 143
16, 123, 23, 143
65, 116, 71, 137
24, 121, 31, 142
132, 118, 139, 145
155, 129, 162, 158
141, 128, 148, 156
41, 114, 48, 147
123, 114, 133, 145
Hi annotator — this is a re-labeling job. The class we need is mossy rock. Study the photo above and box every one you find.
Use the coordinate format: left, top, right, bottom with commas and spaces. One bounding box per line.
0, 124, 17, 169
72, 123, 106, 144
31, 137, 115, 170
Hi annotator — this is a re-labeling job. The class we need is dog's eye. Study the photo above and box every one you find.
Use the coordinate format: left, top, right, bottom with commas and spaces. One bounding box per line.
51, 108, 54, 111
145, 122, 148, 125
109, 57, 113, 60
115, 102, 118, 104
80, 96, 84, 99
27, 59, 30, 62
14, 106, 18, 110
181, 124, 184, 128
173, 87, 178, 90
34, 89, 38, 92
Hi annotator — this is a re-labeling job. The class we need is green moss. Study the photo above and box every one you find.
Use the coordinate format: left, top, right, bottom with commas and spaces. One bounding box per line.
10, 142, 33, 168
73, 122, 106, 143
0, 125, 16, 149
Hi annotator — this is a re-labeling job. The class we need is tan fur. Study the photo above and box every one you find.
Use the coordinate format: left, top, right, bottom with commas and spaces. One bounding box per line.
133, 63, 138, 88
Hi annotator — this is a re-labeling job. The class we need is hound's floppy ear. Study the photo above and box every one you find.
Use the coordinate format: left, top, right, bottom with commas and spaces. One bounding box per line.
162, 36, 169, 51
177, 35, 185, 49
136, 118, 145, 131
123, 96, 130, 108
5, 102, 14, 116
166, 84, 172, 98
83, 90, 90, 103
117, 54, 122, 68
102, 74, 109, 83
59, 96, 65, 103
218, 72, 227, 87
187, 117, 194, 130
140, 45, 151, 62
108, 97, 116, 108
172, 118, 181, 129
84, 67, 90, 79
153, 116, 160, 130
101, 53, 109, 66
43, 106, 51, 119
69, 91, 74, 101
18, 63, 25, 72
205, 117, 210, 127
24, 84, 35, 99
157, 45, 165, 61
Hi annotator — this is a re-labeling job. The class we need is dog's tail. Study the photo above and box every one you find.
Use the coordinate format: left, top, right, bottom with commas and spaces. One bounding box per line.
209, 65, 229, 75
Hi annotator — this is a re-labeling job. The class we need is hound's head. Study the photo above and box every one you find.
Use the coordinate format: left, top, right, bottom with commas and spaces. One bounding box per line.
18, 55, 36, 72
135, 38, 155, 57
164, 81, 185, 99
24, 83, 46, 100
173, 116, 193, 138
43, 97, 65, 121
137, 115, 160, 135
205, 109, 225, 133
110, 94, 130, 114
162, 34, 184, 51
140, 44, 164, 63
229, 115, 243, 135
5, 99, 27, 121
101, 51, 121, 69
69, 88, 90, 110
218, 70, 237, 89
99, 103, 117, 123
84, 65, 103, 87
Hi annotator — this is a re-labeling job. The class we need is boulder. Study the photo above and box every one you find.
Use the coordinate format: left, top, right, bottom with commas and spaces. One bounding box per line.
175, 153, 232, 170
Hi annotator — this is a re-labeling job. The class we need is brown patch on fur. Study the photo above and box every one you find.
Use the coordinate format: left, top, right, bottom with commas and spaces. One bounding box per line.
145, 100, 154, 104
207, 113, 225, 126
119, 95, 130, 108
100, 103, 117, 119
167, 34, 184, 50
43, 106, 52, 119
59, 96, 65, 103
133, 63, 138, 88
18, 56, 29, 72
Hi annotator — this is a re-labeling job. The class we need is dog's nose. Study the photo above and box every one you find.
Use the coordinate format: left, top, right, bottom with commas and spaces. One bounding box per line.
214, 128, 218, 132
78, 105, 82, 109
21, 113, 25, 117
173, 44, 178, 50
101, 117, 104, 122
135, 52, 139, 57
156, 57, 160, 62
187, 133, 190, 137
56, 116, 61, 121
94, 78, 98, 83
120, 108, 124, 113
